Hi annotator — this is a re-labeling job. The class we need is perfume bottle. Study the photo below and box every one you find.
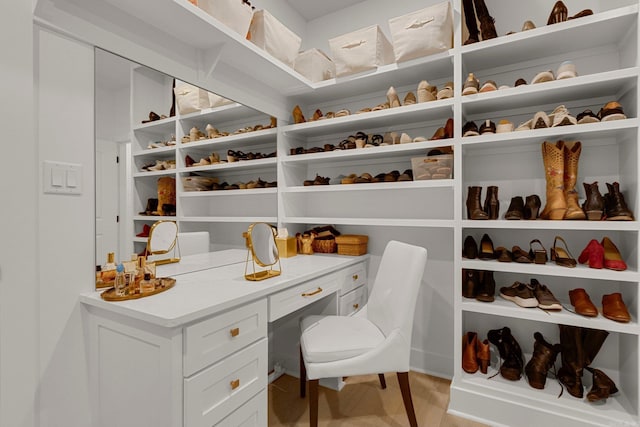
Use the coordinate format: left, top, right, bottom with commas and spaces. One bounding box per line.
140, 273, 155, 294
101, 252, 117, 282
114, 263, 126, 297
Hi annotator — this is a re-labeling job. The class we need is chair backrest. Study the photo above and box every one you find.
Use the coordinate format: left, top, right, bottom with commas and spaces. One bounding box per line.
177, 231, 210, 256
367, 240, 428, 338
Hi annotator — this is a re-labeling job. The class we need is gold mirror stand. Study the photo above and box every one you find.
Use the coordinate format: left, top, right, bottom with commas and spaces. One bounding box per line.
244, 223, 281, 281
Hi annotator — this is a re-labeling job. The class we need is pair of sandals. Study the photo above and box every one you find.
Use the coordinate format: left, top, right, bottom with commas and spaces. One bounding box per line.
494, 239, 549, 264
341, 169, 413, 184
141, 159, 176, 171
185, 153, 220, 167
227, 150, 276, 162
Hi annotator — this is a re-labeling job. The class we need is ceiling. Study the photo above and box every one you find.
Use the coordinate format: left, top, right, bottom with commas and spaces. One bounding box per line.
285, 0, 366, 21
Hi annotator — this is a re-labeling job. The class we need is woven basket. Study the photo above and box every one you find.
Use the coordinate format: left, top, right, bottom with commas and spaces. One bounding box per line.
312, 237, 336, 253
335, 235, 368, 256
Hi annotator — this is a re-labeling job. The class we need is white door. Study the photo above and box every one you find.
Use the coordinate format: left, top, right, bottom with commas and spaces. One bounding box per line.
96, 139, 120, 266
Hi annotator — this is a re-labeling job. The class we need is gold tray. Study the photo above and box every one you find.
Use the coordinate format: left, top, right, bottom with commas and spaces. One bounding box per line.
100, 277, 176, 301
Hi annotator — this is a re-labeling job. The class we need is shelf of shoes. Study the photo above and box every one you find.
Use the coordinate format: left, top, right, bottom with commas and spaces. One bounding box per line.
281, 179, 454, 192
281, 217, 455, 229
180, 187, 277, 198
461, 219, 638, 231
132, 115, 176, 132
179, 103, 252, 123
178, 216, 277, 223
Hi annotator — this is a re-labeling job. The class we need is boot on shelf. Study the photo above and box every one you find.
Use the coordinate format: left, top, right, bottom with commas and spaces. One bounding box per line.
467, 186, 489, 220
462, 0, 480, 45
563, 141, 586, 220
488, 327, 524, 381
558, 325, 609, 398
483, 185, 499, 219
605, 182, 635, 220
585, 367, 619, 402
582, 181, 605, 220
473, 0, 498, 41
525, 332, 560, 389
540, 141, 567, 220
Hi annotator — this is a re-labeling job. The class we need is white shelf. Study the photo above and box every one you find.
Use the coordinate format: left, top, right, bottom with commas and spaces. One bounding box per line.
462, 259, 640, 283
132, 237, 147, 243
462, 219, 639, 231
460, 5, 639, 70
133, 170, 176, 178
282, 99, 454, 137
133, 215, 177, 221
462, 298, 639, 335
461, 67, 640, 116
179, 216, 277, 223
132, 116, 176, 132
133, 145, 177, 158
282, 217, 454, 228
178, 128, 277, 150
179, 157, 277, 173
282, 180, 453, 193
461, 119, 639, 153
451, 370, 638, 427
180, 188, 277, 197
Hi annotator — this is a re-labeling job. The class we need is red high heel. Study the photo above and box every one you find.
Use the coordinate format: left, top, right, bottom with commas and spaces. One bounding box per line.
602, 237, 627, 271
578, 239, 604, 269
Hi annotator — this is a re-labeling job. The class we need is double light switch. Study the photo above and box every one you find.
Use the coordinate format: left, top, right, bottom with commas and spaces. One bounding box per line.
43, 161, 83, 195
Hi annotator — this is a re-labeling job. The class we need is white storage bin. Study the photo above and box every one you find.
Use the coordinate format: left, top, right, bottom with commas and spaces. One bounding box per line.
174, 81, 210, 115
198, 0, 254, 38
248, 10, 302, 68
388, 1, 453, 63
294, 48, 336, 83
411, 154, 453, 180
329, 25, 395, 77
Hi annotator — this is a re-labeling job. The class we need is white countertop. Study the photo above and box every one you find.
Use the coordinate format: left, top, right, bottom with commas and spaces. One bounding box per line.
81, 250, 368, 328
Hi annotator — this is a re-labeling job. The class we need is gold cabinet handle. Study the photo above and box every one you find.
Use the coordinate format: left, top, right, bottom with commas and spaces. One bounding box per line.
230, 379, 240, 390
353, 303, 359, 309
230, 327, 240, 337
352, 274, 358, 280
302, 287, 323, 297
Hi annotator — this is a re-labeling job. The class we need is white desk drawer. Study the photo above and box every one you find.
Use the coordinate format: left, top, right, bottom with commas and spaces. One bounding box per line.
339, 262, 367, 295
339, 285, 367, 316
216, 389, 267, 427
184, 338, 267, 427
184, 299, 267, 377
269, 272, 340, 322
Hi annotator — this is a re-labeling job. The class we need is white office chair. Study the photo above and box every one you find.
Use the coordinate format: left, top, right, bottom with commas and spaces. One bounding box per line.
176, 231, 210, 256
299, 240, 428, 427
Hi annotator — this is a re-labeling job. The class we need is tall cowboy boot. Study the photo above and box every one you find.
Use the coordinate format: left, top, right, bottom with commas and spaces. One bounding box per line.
540, 141, 567, 220
466, 186, 489, 220
473, 0, 498, 41
563, 141, 586, 220
462, 0, 480, 45
483, 185, 499, 219
558, 324, 585, 398
582, 327, 609, 368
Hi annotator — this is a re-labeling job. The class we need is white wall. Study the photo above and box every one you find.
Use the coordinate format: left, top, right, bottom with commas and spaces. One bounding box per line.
0, 1, 38, 426
36, 28, 95, 427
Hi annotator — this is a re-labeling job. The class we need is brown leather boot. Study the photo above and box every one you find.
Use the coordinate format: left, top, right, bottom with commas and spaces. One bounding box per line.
558, 324, 585, 398
585, 367, 619, 402
605, 182, 634, 220
582, 181, 604, 220
563, 141, 586, 220
540, 141, 567, 220
525, 332, 560, 389
483, 186, 500, 219
476, 338, 491, 374
462, 332, 479, 373
473, 0, 497, 41
488, 327, 523, 381
467, 186, 489, 219
462, 0, 480, 45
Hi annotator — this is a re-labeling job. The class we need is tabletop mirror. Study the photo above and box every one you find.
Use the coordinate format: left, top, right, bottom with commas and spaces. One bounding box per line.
244, 222, 281, 281
147, 220, 181, 265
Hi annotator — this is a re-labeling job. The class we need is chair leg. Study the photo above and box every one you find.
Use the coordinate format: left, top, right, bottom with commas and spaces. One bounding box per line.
378, 373, 387, 389
299, 346, 306, 398
397, 372, 418, 427
309, 379, 319, 427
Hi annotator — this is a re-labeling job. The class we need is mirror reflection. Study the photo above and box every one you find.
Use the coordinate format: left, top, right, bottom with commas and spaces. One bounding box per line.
95, 48, 279, 289
245, 223, 281, 281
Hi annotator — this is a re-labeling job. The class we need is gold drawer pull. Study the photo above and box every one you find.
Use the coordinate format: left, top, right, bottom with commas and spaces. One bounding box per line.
352, 274, 358, 281
230, 327, 240, 337
230, 379, 240, 390
302, 287, 323, 297
353, 303, 359, 309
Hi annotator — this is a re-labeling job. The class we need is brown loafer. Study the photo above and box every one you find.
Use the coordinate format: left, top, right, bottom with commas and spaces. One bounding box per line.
602, 292, 631, 323
569, 288, 598, 317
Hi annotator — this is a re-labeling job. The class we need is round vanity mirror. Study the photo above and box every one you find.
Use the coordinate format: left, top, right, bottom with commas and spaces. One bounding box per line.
147, 220, 179, 255
245, 223, 281, 281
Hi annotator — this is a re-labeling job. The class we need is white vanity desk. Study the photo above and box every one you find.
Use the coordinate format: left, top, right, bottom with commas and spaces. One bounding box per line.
80, 249, 368, 427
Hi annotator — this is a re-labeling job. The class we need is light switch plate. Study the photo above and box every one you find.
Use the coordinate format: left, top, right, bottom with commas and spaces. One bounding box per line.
43, 161, 83, 195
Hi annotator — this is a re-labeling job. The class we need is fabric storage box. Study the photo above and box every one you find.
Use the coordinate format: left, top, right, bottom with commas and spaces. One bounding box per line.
174, 81, 210, 115
335, 235, 368, 256
411, 154, 453, 180
294, 48, 336, 82
198, 0, 254, 38
208, 92, 234, 108
329, 25, 395, 77
388, 2, 453, 63
276, 237, 297, 258
248, 10, 302, 68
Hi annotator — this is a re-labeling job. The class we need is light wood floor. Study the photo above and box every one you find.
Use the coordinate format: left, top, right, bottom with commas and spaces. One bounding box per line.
268, 372, 489, 426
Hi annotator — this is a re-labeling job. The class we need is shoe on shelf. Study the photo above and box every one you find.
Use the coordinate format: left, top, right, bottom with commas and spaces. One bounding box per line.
532, 111, 551, 129
462, 331, 480, 374
496, 119, 514, 133
136, 224, 151, 238
437, 82, 454, 99
524, 194, 541, 219
601, 236, 627, 271
495, 246, 513, 262
476, 271, 495, 302
556, 60, 577, 79
476, 337, 491, 374
515, 78, 527, 87
578, 239, 604, 269
462, 0, 479, 45
577, 109, 600, 124
602, 292, 631, 323
483, 185, 499, 219
478, 233, 496, 260
569, 288, 598, 317
551, 235, 577, 268
462, 73, 480, 96
463, 121, 480, 137
462, 269, 479, 297
479, 80, 498, 93
467, 187, 489, 220
551, 110, 577, 127
504, 196, 524, 220
582, 182, 605, 220
532, 69, 555, 84
530, 278, 562, 310
487, 327, 524, 381
528, 239, 548, 264
387, 86, 401, 108
585, 367, 619, 403
605, 182, 634, 220
511, 246, 533, 264
599, 101, 627, 121
569, 9, 594, 20
479, 119, 496, 134
403, 91, 417, 105
292, 105, 306, 124
521, 20, 536, 31
525, 332, 560, 389
463, 235, 479, 259
547, 1, 568, 25
417, 80, 437, 102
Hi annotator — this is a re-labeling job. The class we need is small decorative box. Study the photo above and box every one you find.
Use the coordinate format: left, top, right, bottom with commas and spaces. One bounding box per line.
276, 237, 297, 258
335, 235, 369, 256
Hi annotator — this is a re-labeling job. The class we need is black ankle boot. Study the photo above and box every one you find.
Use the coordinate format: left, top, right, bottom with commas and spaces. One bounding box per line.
462, 0, 480, 44
473, 0, 498, 40
488, 327, 524, 381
